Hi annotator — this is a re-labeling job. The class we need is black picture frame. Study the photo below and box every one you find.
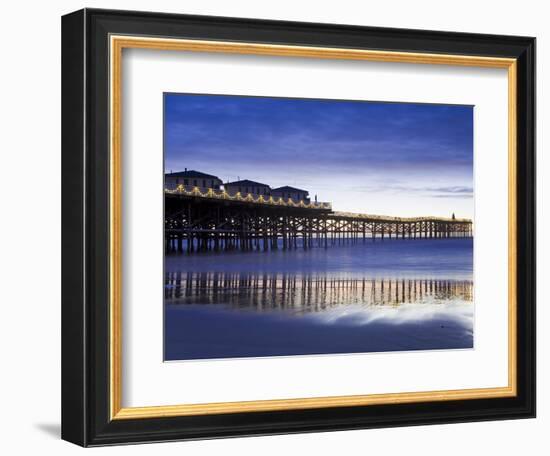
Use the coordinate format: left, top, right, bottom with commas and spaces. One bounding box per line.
62, 8, 535, 447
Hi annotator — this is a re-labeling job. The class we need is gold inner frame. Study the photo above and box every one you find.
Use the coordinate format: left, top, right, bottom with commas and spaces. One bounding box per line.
109, 35, 518, 420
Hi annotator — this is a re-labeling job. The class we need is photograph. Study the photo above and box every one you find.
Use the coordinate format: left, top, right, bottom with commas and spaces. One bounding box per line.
163, 93, 474, 360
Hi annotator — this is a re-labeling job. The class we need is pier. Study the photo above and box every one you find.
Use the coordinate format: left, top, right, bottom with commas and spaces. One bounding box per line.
165, 187, 473, 254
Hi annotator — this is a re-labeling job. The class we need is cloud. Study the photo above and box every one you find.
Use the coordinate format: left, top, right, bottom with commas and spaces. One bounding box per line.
424, 186, 474, 199
164, 94, 474, 212
352, 184, 473, 199
428, 186, 473, 194
164, 94, 473, 174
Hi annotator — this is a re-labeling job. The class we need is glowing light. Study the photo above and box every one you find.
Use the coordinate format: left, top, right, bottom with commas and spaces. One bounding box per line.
161, 188, 475, 224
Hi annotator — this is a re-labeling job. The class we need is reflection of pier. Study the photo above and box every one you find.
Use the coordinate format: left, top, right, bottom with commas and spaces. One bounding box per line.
165, 272, 473, 311
165, 191, 473, 254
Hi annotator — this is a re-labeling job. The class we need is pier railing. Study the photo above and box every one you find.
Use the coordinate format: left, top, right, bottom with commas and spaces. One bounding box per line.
333, 211, 471, 223
165, 185, 332, 210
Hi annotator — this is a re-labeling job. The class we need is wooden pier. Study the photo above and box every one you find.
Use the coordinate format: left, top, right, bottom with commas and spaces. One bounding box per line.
165, 188, 473, 254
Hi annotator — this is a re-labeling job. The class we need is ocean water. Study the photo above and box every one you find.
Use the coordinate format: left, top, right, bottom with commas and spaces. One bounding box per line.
164, 238, 473, 360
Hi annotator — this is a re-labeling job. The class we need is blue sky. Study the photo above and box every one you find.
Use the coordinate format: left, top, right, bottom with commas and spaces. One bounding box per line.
165, 94, 473, 218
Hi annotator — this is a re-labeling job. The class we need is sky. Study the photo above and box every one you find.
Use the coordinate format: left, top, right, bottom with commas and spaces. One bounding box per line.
164, 93, 473, 218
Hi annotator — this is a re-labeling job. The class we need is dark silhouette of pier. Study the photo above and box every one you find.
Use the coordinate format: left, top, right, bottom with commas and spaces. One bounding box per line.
165, 190, 473, 254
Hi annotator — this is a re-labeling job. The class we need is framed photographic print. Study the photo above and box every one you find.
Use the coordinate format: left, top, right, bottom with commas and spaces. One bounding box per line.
61, 8, 535, 447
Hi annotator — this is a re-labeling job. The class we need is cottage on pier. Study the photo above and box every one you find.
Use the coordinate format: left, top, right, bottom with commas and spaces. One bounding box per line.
165, 169, 223, 192
271, 186, 310, 203
224, 179, 271, 197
